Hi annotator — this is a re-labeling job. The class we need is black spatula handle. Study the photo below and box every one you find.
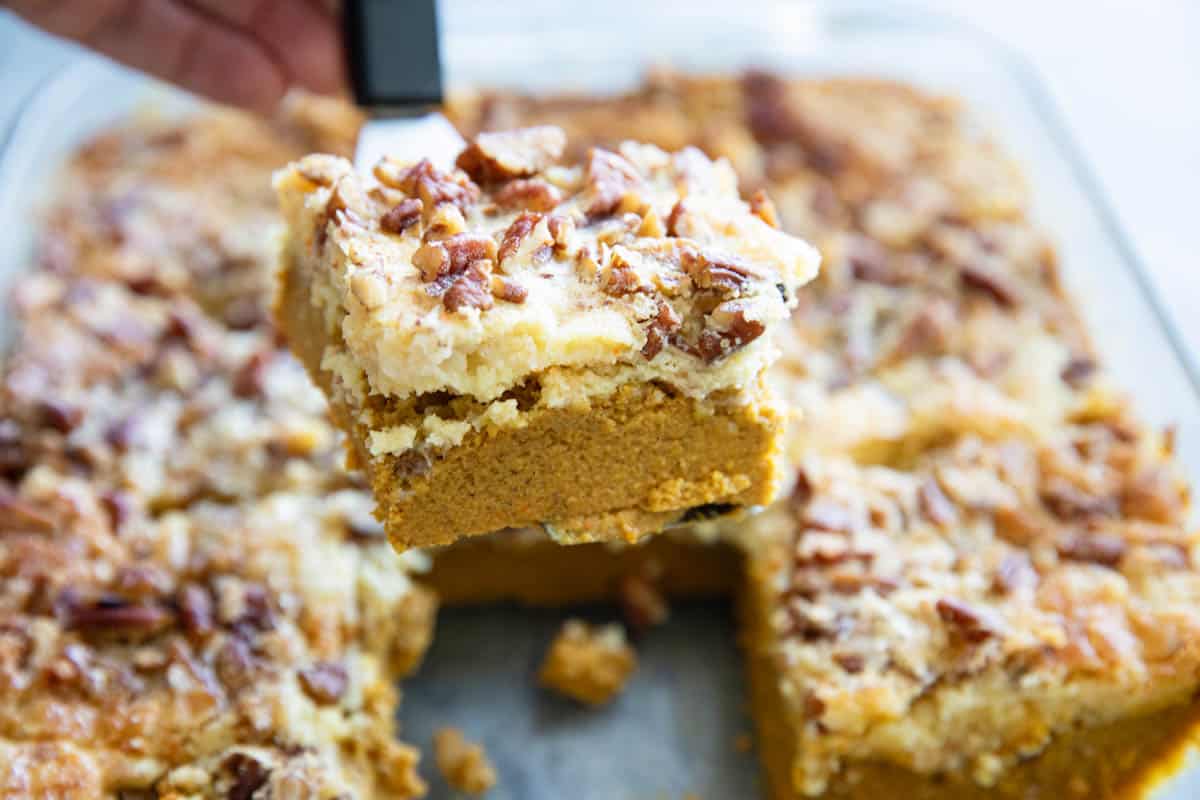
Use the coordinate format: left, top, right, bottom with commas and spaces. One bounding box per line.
343, 0, 443, 111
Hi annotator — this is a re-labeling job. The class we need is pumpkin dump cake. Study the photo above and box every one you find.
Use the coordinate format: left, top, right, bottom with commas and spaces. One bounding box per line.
2, 68, 1198, 799
275, 127, 819, 548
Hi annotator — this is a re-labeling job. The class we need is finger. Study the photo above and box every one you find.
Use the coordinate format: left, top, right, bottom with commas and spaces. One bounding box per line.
6, 0, 290, 113
184, 0, 347, 96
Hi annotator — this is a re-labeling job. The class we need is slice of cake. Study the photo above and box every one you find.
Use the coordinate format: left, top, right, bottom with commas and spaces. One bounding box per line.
737, 408, 1200, 799
275, 126, 820, 549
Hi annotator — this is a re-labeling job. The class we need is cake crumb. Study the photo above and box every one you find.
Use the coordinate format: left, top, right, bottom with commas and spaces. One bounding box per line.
538, 619, 637, 706
433, 727, 497, 795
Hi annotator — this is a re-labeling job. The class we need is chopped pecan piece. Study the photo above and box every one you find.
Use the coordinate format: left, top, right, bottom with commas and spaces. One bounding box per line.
1056, 531, 1126, 567
380, 197, 422, 234
299, 661, 349, 705
961, 261, 1020, 307
935, 597, 996, 643
443, 261, 495, 313
232, 349, 274, 399
38, 400, 83, 433
1060, 356, 1097, 388
833, 652, 865, 673
375, 158, 480, 213
215, 636, 257, 689
221, 753, 270, 800
59, 593, 172, 638
494, 177, 564, 212
491, 276, 528, 304
665, 200, 687, 237
0, 491, 57, 532
100, 490, 134, 531
419, 233, 498, 287
115, 563, 172, 600
497, 211, 543, 264
1040, 478, 1118, 520
641, 300, 681, 360
584, 148, 641, 218
456, 126, 566, 183
179, 583, 215, 640
680, 247, 767, 295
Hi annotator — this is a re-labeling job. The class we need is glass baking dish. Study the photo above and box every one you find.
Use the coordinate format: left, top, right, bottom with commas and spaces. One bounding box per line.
1, 2, 1197, 797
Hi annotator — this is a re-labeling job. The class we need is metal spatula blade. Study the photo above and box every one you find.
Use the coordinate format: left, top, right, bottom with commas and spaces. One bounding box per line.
343, 0, 465, 172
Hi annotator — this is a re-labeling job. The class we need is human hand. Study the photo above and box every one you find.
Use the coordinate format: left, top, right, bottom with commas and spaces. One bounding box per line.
5, 0, 346, 114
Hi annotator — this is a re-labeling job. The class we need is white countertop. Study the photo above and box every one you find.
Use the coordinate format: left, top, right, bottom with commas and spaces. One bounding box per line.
2, 1, 1196, 359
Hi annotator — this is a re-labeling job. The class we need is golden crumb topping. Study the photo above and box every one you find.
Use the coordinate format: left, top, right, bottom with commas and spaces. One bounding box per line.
275, 126, 819, 405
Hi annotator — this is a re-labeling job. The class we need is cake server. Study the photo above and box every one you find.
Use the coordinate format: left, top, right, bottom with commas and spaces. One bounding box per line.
343, 0, 465, 173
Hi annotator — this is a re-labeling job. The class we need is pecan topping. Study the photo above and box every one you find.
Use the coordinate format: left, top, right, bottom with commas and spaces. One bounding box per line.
38, 400, 83, 434
833, 652, 865, 673
1060, 356, 1097, 388
59, 592, 172, 638
456, 126, 566, 183
222, 753, 270, 800
961, 261, 1020, 307
497, 211, 543, 264
299, 661, 349, 705
602, 260, 645, 297
665, 200, 687, 237
494, 177, 564, 212
692, 303, 766, 364
680, 247, 768, 295
491, 276, 528, 304
380, 198, 422, 234
641, 300, 681, 360
216, 636, 257, 690
418, 233, 498, 286
918, 479, 957, 527
179, 583, 215, 640
748, 190, 780, 228
1056, 531, 1126, 567
375, 158, 480, 213
232, 350, 273, 399
101, 489, 134, 532
442, 260, 495, 313
115, 563, 172, 600
935, 598, 996, 642
1040, 478, 1118, 520
0, 491, 56, 532
584, 148, 641, 218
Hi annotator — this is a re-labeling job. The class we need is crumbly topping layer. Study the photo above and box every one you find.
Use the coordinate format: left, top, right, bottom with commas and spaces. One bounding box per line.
276, 126, 819, 405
